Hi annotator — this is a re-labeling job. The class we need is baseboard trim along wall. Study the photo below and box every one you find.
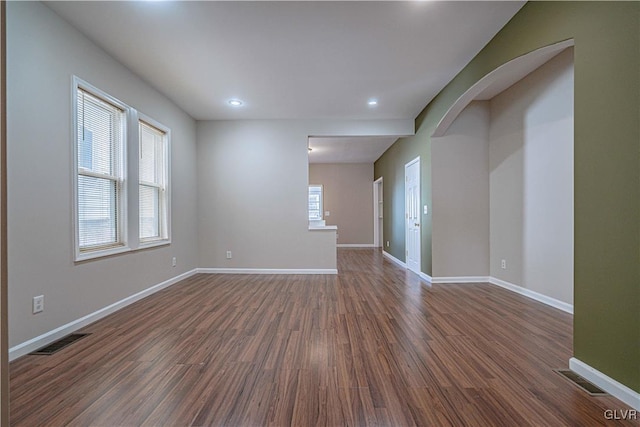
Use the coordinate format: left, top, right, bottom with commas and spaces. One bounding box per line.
336, 244, 376, 248
196, 268, 338, 275
9, 269, 199, 361
419, 272, 433, 283
488, 276, 573, 314
433, 276, 491, 284
8, 268, 573, 362
381, 251, 432, 283
10, 266, 337, 360
432, 275, 573, 314
570, 358, 640, 411
382, 250, 406, 268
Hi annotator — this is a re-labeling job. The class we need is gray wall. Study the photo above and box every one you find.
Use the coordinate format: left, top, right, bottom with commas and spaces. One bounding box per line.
431, 49, 574, 306
309, 163, 374, 246
196, 120, 411, 270
7, 2, 199, 347
196, 120, 335, 270
489, 48, 574, 304
432, 102, 490, 277
197, 120, 413, 269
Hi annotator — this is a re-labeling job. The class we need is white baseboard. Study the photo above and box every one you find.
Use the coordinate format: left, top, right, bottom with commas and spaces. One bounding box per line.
489, 276, 573, 314
381, 251, 431, 283
9, 268, 198, 361
419, 272, 433, 283
197, 268, 338, 275
433, 276, 490, 284
337, 244, 376, 248
570, 358, 640, 410
432, 275, 573, 314
382, 250, 406, 268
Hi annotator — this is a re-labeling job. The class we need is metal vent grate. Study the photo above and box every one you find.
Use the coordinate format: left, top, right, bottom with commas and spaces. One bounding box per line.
554, 369, 608, 395
30, 333, 90, 355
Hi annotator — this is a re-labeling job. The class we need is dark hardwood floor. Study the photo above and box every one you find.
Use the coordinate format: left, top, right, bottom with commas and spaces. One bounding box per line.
10, 249, 635, 426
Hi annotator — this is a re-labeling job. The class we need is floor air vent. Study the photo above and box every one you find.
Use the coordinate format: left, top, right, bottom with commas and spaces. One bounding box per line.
554, 369, 608, 396
30, 333, 90, 355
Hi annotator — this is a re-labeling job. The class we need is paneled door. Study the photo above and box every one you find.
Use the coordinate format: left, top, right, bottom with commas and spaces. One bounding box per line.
405, 157, 420, 274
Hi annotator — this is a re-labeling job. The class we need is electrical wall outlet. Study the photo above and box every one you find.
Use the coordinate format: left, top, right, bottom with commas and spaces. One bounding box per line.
501, 259, 507, 269
226, 251, 232, 259
172, 257, 177, 267
33, 295, 44, 314
386, 241, 390, 247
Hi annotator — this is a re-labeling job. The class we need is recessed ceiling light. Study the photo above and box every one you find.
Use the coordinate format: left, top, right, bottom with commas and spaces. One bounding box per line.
368, 99, 378, 106
228, 99, 243, 107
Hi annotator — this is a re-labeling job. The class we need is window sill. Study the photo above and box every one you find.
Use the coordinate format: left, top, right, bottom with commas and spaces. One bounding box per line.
75, 245, 132, 262
75, 239, 171, 262
308, 225, 337, 231
138, 239, 171, 250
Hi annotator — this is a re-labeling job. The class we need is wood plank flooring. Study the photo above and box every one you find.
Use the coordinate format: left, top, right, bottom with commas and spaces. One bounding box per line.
10, 249, 636, 426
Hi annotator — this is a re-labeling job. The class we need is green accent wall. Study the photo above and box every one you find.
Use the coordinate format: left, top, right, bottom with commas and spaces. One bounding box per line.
374, 133, 431, 275
374, 1, 640, 393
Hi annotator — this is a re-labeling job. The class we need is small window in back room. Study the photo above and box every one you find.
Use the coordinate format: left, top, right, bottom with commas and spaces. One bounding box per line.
308, 185, 323, 220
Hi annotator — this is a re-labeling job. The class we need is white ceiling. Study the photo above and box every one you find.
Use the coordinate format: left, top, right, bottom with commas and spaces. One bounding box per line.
308, 136, 399, 163
46, 0, 525, 162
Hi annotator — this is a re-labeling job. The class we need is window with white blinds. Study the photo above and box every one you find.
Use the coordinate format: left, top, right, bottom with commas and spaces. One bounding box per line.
73, 77, 171, 260
76, 87, 125, 252
308, 185, 323, 220
139, 121, 167, 242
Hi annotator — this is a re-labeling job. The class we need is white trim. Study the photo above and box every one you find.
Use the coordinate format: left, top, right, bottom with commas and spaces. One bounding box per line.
71, 78, 174, 261
337, 244, 375, 248
431, 276, 574, 314
73, 76, 130, 262
489, 276, 573, 314
382, 250, 406, 268
197, 268, 337, 275
137, 112, 172, 249
433, 276, 491, 284
405, 156, 420, 168
570, 358, 640, 410
418, 272, 433, 283
9, 269, 198, 361
382, 251, 432, 284
382, 251, 431, 283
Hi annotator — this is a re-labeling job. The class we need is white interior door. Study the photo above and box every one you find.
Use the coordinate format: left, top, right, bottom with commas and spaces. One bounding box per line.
373, 178, 383, 248
405, 158, 420, 273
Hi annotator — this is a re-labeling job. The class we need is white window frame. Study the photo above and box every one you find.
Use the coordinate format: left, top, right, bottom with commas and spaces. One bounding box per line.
73, 78, 130, 261
137, 114, 171, 247
72, 77, 171, 261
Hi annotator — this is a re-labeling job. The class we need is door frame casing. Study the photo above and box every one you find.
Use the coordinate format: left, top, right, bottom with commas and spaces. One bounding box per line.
1, 2, 9, 423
